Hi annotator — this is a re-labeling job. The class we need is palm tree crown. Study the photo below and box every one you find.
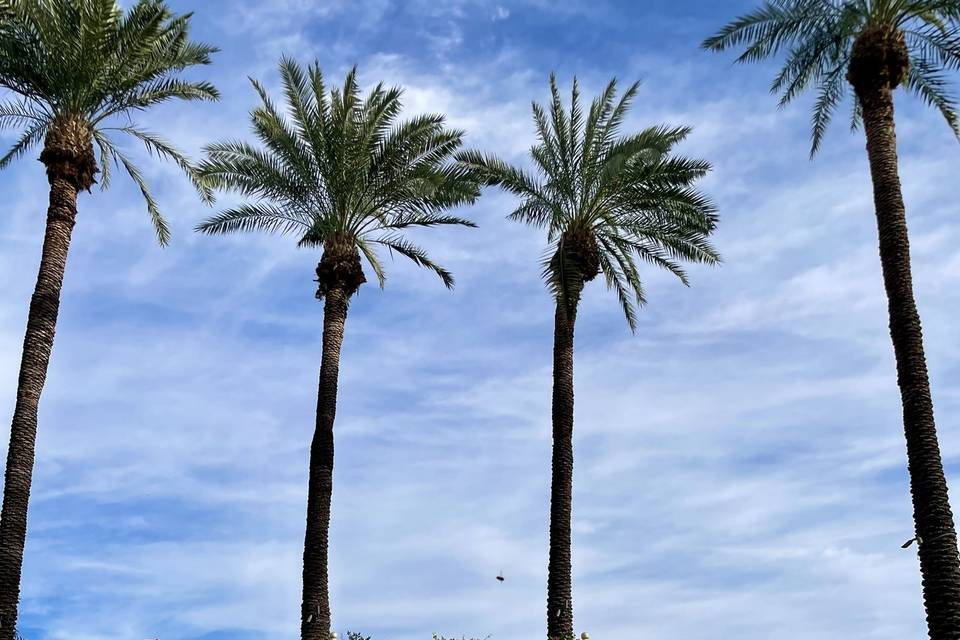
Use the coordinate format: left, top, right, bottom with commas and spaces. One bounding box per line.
197, 58, 479, 297
457, 75, 719, 330
0, 0, 219, 243
703, 0, 960, 154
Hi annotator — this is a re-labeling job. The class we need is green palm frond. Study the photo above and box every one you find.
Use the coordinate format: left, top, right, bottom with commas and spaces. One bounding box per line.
704, 0, 960, 152
0, 0, 219, 242
458, 76, 720, 330
596, 234, 644, 330
906, 56, 960, 134
198, 202, 311, 238
0, 120, 44, 169
539, 242, 581, 310
356, 237, 387, 288
198, 59, 479, 292
373, 233, 456, 289
106, 125, 213, 203
0, 97, 47, 130
111, 141, 171, 245
380, 212, 477, 231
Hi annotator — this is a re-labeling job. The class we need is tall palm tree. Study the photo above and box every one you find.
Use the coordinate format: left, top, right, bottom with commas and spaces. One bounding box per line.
196, 58, 479, 640
703, 3, 960, 636
457, 75, 720, 640
0, 1, 217, 635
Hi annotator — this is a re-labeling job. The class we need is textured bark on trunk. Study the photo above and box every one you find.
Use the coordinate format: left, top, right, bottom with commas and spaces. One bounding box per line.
547, 299, 577, 640
860, 86, 960, 638
0, 171, 79, 639
301, 285, 350, 640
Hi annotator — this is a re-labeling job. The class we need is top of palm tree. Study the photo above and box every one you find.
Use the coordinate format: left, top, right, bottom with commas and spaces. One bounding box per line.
196, 57, 479, 296
457, 75, 720, 331
703, 0, 960, 155
0, 0, 219, 244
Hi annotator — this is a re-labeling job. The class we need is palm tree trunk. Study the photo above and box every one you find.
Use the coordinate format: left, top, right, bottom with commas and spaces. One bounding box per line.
301, 286, 350, 640
860, 86, 960, 638
0, 172, 79, 639
548, 299, 577, 640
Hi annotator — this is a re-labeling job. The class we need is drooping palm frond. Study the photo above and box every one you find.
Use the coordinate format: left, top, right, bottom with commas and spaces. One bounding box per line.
703, 0, 960, 154
0, 0, 219, 243
457, 75, 720, 331
197, 57, 479, 290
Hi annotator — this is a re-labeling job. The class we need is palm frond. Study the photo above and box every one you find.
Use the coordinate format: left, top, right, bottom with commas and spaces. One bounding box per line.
705, 0, 960, 150
810, 63, 848, 155
197, 201, 310, 237
462, 75, 719, 328
374, 233, 455, 289
200, 58, 477, 293
107, 125, 213, 202
91, 128, 114, 189
0, 120, 45, 170
0, 0, 218, 243
596, 234, 643, 331
0, 97, 47, 130
356, 237, 386, 288
905, 54, 960, 136
380, 212, 477, 231
703, 1, 835, 62
112, 145, 170, 245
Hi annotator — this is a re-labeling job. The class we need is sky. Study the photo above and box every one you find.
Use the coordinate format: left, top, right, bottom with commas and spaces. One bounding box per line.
2, 1, 960, 639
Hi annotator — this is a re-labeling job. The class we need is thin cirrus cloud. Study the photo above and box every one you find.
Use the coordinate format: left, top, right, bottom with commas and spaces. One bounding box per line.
0, 1, 958, 639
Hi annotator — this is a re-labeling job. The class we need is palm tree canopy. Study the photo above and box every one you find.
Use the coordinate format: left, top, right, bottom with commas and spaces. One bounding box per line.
703, 0, 960, 154
457, 75, 720, 331
197, 58, 480, 293
0, 0, 219, 244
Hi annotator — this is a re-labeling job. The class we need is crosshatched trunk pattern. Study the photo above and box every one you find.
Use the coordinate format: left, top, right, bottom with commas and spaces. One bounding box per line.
856, 66, 960, 640
548, 298, 578, 640
0, 119, 94, 639
301, 284, 350, 640
0, 173, 82, 639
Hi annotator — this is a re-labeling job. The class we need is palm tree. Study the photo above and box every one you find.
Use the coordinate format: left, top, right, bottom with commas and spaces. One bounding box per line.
196, 58, 479, 640
703, 3, 960, 636
457, 75, 720, 640
0, 1, 217, 635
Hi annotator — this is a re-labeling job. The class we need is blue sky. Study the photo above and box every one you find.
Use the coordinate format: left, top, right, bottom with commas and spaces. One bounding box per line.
2, 0, 960, 638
